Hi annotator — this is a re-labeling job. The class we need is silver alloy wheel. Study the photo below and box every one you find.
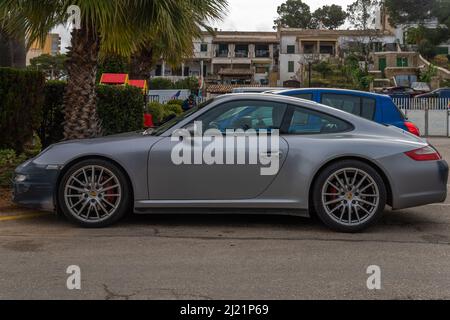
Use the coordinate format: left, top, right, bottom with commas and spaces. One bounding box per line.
321, 168, 380, 226
64, 165, 122, 223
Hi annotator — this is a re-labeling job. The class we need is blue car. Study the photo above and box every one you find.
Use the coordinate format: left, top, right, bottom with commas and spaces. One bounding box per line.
274, 88, 420, 136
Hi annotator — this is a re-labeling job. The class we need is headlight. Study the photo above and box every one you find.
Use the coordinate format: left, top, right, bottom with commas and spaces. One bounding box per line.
14, 174, 27, 183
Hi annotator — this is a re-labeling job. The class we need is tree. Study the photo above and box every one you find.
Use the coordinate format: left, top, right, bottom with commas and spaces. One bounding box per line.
311, 5, 347, 30
273, 0, 312, 29
0, 27, 26, 68
29, 54, 67, 80
0, 0, 228, 140
347, 0, 380, 70
384, 0, 436, 26
433, 0, 450, 29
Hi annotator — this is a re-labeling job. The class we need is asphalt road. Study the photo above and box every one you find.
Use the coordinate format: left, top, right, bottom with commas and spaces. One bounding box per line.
1, 138, 450, 300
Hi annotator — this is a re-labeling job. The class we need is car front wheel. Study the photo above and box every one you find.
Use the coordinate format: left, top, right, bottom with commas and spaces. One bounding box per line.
313, 160, 387, 233
58, 159, 131, 228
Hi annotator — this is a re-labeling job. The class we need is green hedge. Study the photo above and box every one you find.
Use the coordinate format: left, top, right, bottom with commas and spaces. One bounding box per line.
0, 68, 45, 152
39, 80, 66, 147
40, 82, 145, 146
97, 85, 144, 136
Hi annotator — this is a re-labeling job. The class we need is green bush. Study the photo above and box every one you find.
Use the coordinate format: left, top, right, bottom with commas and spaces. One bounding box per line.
0, 68, 45, 153
147, 102, 166, 124
165, 103, 183, 116
0, 149, 27, 187
146, 102, 183, 125
97, 85, 144, 136
39, 80, 66, 147
149, 78, 174, 90
40, 82, 145, 146
167, 99, 184, 106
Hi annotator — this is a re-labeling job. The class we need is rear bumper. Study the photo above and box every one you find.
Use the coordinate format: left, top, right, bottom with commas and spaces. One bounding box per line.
388, 158, 448, 210
12, 162, 59, 212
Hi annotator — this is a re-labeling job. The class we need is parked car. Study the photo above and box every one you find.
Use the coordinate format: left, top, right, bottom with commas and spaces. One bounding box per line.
416, 88, 450, 99
379, 86, 419, 98
274, 88, 421, 136
13, 94, 447, 232
410, 82, 431, 94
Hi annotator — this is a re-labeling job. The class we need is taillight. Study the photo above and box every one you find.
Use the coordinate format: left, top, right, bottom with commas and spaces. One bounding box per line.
404, 121, 420, 136
405, 146, 442, 161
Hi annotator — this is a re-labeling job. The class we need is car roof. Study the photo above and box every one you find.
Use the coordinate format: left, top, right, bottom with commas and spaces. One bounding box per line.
232, 87, 283, 93
273, 87, 390, 99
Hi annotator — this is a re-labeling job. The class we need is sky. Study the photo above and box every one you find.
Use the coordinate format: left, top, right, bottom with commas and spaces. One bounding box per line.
56, 0, 355, 52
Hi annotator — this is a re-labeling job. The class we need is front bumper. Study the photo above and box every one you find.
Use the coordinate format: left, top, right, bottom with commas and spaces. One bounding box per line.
12, 162, 60, 212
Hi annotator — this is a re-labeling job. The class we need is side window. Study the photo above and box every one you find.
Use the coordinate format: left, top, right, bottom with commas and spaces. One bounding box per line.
196, 101, 287, 132
287, 106, 353, 135
291, 93, 313, 101
361, 98, 376, 120
321, 93, 376, 120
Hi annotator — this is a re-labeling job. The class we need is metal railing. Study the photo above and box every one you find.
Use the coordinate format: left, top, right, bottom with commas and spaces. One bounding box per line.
393, 98, 450, 137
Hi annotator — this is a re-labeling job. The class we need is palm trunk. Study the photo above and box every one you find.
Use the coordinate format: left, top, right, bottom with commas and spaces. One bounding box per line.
63, 24, 101, 140
130, 45, 154, 80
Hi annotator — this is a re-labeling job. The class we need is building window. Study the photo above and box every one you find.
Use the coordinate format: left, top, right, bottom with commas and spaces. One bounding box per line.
397, 57, 408, 67
235, 44, 249, 58
255, 44, 270, 58
288, 61, 295, 73
217, 44, 229, 57
200, 43, 208, 52
287, 45, 295, 54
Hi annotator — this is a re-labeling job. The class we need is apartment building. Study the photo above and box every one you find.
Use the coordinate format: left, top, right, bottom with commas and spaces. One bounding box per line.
151, 31, 279, 86
278, 28, 397, 85
26, 33, 61, 65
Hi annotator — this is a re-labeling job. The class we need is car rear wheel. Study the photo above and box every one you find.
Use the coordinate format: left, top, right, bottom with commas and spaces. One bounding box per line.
58, 159, 130, 228
313, 160, 386, 233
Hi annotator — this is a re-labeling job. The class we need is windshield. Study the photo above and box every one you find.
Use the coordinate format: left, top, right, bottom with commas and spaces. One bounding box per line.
146, 98, 215, 136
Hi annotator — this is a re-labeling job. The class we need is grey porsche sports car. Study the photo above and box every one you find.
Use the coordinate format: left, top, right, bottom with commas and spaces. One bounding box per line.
13, 93, 448, 232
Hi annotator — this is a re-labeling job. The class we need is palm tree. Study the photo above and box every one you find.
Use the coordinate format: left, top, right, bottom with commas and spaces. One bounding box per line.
0, 0, 227, 140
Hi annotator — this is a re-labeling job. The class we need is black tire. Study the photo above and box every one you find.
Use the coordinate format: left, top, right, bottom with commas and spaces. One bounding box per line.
313, 160, 387, 233
58, 159, 131, 228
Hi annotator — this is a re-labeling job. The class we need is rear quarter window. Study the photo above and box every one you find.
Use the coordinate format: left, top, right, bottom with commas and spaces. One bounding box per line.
321, 93, 376, 120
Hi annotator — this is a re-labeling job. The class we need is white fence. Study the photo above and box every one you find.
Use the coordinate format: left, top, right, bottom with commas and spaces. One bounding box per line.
393, 98, 450, 137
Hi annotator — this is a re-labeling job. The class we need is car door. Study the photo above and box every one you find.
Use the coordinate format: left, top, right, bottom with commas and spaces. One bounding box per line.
148, 100, 289, 200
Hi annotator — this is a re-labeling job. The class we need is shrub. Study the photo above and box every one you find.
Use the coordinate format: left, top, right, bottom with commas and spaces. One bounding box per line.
149, 78, 174, 90
146, 102, 184, 125
167, 99, 184, 106
147, 102, 166, 124
0, 149, 27, 187
39, 80, 66, 147
97, 85, 144, 136
40, 82, 145, 146
165, 103, 183, 116
0, 68, 45, 153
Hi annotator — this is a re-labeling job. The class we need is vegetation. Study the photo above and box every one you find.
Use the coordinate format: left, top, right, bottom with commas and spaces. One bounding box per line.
39, 82, 145, 147
0, 150, 27, 187
29, 54, 68, 80
149, 77, 199, 91
419, 64, 438, 83
311, 5, 348, 30
0, 0, 228, 141
147, 101, 184, 125
347, 0, 380, 71
273, 0, 346, 30
0, 68, 45, 153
